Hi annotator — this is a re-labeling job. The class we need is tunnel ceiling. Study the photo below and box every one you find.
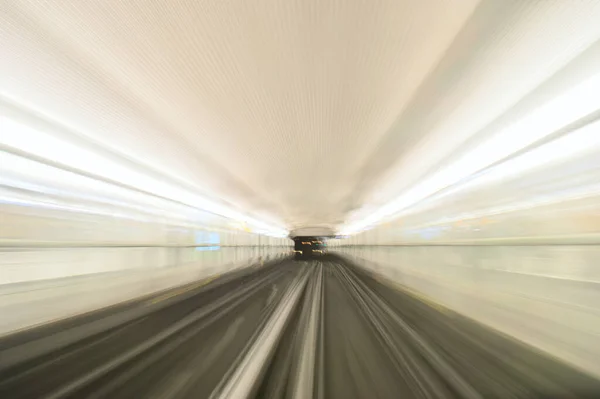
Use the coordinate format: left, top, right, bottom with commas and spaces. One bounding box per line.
2, 1, 599, 235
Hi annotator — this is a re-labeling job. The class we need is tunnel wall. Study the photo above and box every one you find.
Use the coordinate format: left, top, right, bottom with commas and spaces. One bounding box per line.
0, 246, 289, 336
335, 245, 600, 378
1, 202, 290, 285
0, 147, 292, 335
331, 186, 600, 377
0, 201, 291, 335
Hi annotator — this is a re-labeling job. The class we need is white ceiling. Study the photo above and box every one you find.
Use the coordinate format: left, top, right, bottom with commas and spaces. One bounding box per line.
2, 0, 600, 234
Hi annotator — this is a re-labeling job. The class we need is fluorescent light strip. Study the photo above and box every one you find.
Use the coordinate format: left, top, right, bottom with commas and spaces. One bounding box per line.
412, 184, 600, 231
0, 151, 215, 222
0, 116, 287, 236
0, 195, 227, 230
1, 153, 283, 235
0, 196, 159, 223
402, 118, 600, 215
462, 119, 600, 186
344, 128, 600, 235
340, 72, 600, 235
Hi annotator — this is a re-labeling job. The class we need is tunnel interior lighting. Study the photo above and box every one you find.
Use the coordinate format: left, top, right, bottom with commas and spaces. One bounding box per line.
456, 119, 600, 189
0, 150, 225, 224
0, 115, 288, 237
339, 72, 600, 235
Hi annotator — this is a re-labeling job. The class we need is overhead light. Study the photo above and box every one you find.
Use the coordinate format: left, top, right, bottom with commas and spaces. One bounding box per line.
0, 115, 288, 236
462, 118, 600, 188
340, 72, 600, 235
0, 152, 233, 226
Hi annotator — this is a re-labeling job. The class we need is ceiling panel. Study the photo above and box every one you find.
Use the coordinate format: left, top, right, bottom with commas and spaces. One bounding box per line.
1, 0, 599, 233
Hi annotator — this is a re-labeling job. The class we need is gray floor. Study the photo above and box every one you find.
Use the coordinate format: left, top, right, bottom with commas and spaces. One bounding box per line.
1, 255, 598, 398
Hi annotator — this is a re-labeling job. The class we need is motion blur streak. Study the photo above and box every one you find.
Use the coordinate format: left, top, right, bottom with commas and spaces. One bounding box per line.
1, 0, 600, 398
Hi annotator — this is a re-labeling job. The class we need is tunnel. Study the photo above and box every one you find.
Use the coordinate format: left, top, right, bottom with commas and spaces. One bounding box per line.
293, 236, 327, 260
1, 1, 600, 398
